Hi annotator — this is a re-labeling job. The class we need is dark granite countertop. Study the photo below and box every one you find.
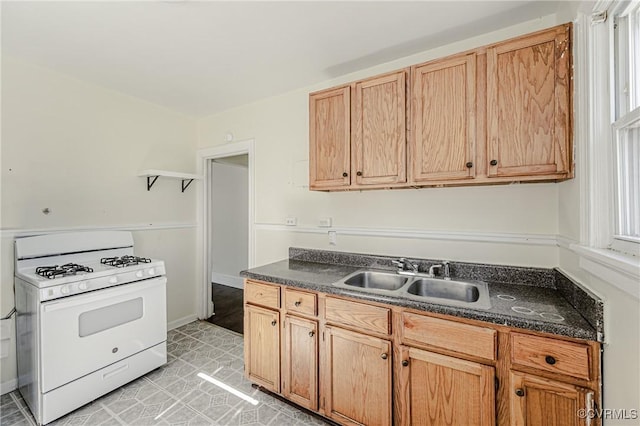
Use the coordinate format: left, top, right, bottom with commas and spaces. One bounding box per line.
241, 249, 603, 342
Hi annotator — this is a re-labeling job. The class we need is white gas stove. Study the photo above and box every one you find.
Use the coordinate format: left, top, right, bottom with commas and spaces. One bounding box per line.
14, 231, 167, 425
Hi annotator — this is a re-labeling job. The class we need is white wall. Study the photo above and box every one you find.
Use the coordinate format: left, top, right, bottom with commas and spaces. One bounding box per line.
211, 159, 248, 287
0, 56, 198, 391
197, 15, 563, 268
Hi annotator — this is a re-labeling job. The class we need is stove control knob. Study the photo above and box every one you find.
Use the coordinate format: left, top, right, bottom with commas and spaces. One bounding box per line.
61, 285, 71, 295
135, 271, 144, 278
148, 268, 155, 276
78, 282, 89, 290
109, 277, 118, 284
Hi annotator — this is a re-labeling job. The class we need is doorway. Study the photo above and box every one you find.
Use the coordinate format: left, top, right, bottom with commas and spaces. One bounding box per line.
196, 140, 255, 332
207, 155, 248, 333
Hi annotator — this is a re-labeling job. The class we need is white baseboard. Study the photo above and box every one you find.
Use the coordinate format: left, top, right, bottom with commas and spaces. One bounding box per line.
167, 314, 199, 331
1, 378, 17, 395
211, 273, 244, 289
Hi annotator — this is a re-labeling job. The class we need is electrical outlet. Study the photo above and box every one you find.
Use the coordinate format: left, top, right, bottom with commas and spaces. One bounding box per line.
285, 217, 297, 226
328, 231, 337, 245
319, 217, 332, 227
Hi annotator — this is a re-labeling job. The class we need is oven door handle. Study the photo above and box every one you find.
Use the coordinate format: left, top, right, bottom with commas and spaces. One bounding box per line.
41, 277, 166, 312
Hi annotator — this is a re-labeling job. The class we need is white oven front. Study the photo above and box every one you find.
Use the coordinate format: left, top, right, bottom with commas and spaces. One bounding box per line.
39, 277, 167, 393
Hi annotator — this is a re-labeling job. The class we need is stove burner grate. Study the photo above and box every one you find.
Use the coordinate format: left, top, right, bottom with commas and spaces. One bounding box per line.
101, 255, 152, 268
36, 263, 94, 279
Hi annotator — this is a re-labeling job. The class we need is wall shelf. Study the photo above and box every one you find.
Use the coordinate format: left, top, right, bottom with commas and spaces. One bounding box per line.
138, 169, 203, 192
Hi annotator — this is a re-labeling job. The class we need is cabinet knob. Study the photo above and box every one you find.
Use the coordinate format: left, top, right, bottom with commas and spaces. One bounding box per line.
490, 159, 498, 166
380, 353, 388, 360
271, 320, 277, 327
294, 301, 301, 307
466, 162, 473, 169
342, 172, 348, 177
356, 171, 362, 176
545, 355, 557, 365
308, 331, 315, 337
402, 360, 409, 367
515, 388, 525, 397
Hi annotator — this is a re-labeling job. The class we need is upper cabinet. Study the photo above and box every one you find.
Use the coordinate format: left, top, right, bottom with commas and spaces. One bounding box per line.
309, 70, 408, 190
353, 70, 407, 186
309, 86, 351, 190
486, 25, 572, 179
309, 23, 573, 191
410, 53, 477, 183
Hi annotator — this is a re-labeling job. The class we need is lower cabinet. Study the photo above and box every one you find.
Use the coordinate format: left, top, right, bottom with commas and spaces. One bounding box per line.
282, 315, 318, 410
244, 304, 280, 392
510, 371, 593, 426
399, 346, 495, 426
243, 280, 601, 426
325, 326, 393, 426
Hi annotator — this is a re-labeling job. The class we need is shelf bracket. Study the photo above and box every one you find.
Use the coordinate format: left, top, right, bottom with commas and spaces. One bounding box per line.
181, 179, 194, 193
146, 175, 160, 191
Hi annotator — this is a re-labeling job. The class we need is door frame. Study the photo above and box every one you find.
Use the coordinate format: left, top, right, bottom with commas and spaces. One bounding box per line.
196, 139, 255, 319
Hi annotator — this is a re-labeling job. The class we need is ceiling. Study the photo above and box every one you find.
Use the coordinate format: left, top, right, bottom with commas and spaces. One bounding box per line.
2, 1, 566, 117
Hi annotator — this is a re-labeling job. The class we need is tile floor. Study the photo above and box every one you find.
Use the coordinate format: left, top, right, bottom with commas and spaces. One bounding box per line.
1, 321, 330, 426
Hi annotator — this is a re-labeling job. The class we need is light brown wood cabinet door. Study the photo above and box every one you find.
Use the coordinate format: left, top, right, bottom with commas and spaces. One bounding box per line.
486, 24, 572, 178
510, 371, 592, 426
325, 326, 392, 426
353, 71, 407, 186
309, 86, 351, 189
411, 54, 476, 182
244, 305, 280, 392
399, 346, 495, 426
282, 315, 318, 411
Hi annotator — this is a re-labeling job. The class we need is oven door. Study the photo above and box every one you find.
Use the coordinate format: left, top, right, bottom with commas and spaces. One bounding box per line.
39, 277, 166, 393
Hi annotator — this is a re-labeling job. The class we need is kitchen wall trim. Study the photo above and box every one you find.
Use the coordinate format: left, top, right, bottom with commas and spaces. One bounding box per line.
167, 314, 199, 331
0, 222, 196, 238
255, 223, 559, 246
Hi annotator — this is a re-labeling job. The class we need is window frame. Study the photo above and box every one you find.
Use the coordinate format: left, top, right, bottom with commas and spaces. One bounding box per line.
570, 1, 640, 298
611, 0, 640, 256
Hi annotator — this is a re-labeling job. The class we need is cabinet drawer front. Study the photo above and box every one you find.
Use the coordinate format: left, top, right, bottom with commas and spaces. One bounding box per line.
284, 289, 317, 316
402, 312, 496, 361
325, 297, 390, 335
245, 281, 280, 309
511, 333, 591, 380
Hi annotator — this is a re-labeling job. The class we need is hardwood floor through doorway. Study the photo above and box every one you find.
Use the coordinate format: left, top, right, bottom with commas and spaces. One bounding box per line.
206, 283, 244, 334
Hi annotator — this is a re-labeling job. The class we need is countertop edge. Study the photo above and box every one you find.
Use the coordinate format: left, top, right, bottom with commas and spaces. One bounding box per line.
241, 269, 598, 342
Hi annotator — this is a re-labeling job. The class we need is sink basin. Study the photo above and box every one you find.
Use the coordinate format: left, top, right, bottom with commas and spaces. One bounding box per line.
404, 278, 491, 309
406, 278, 480, 302
333, 270, 491, 309
341, 271, 409, 291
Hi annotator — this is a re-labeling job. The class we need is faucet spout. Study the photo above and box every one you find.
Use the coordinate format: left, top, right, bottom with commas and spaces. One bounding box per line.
428, 264, 442, 278
392, 258, 418, 274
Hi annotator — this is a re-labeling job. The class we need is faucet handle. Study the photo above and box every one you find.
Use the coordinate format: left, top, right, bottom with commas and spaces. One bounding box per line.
442, 261, 451, 280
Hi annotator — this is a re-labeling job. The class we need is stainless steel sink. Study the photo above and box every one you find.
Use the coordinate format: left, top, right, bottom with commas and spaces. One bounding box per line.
406, 278, 480, 302
340, 271, 409, 291
333, 269, 491, 310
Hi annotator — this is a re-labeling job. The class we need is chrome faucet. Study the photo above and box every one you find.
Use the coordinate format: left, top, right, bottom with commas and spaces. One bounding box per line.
442, 261, 451, 280
391, 258, 419, 274
428, 264, 442, 278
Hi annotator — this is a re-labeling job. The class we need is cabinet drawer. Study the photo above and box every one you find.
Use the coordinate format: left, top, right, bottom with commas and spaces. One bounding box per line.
402, 312, 496, 361
284, 288, 317, 316
511, 333, 591, 380
245, 280, 280, 309
325, 297, 390, 335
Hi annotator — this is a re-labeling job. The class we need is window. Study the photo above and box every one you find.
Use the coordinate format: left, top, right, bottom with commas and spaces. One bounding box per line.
612, 0, 640, 256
